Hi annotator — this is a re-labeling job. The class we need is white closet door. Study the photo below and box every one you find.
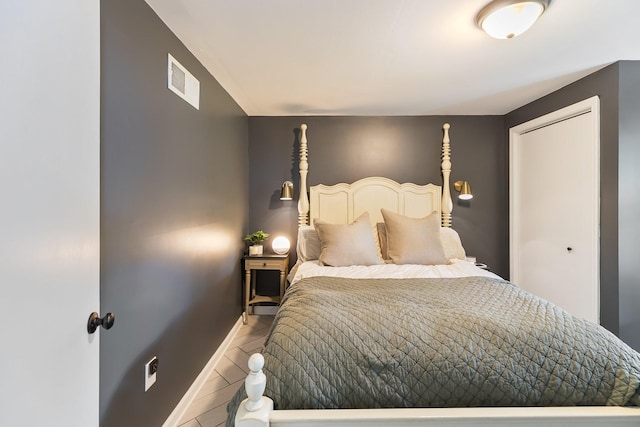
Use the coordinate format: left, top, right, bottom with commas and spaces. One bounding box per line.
510, 97, 599, 323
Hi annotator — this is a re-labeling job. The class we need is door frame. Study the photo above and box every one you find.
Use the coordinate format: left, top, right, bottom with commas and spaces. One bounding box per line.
509, 96, 600, 314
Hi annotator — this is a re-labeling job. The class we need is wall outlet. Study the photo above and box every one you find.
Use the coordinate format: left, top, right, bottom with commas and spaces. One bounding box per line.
144, 357, 158, 391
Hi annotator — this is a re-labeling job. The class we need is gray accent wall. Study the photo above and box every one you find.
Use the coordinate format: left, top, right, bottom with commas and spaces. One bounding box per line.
101, 1, 248, 425
248, 116, 509, 279
618, 61, 640, 350
506, 62, 640, 349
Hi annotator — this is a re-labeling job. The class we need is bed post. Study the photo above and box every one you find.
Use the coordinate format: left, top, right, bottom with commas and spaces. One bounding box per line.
235, 354, 273, 427
298, 124, 310, 226
441, 123, 453, 228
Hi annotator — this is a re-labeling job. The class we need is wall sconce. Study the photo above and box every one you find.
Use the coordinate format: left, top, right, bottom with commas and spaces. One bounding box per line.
454, 181, 473, 200
279, 181, 293, 200
476, 0, 550, 39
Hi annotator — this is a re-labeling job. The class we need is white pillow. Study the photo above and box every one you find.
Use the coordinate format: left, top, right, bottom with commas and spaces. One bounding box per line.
440, 227, 467, 260
313, 212, 383, 267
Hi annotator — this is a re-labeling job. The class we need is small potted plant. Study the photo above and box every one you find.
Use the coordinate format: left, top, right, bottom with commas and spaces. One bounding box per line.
245, 230, 269, 256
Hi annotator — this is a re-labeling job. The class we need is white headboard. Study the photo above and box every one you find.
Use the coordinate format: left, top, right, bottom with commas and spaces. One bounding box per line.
309, 178, 441, 226
297, 123, 454, 228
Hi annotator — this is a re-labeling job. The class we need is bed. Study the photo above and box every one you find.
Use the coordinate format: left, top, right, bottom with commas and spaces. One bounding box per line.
229, 124, 640, 427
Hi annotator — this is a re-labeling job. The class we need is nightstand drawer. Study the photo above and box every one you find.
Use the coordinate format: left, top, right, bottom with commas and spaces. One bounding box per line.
245, 259, 285, 270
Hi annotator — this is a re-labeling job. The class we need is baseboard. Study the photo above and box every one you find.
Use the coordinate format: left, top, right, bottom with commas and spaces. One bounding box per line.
163, 315, 244, 427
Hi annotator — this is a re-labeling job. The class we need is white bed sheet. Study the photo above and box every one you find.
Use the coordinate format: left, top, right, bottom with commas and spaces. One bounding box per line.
289, 259, 502, 285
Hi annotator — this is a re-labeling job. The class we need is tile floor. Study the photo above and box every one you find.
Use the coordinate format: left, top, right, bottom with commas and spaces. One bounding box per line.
177, 315, 274, 427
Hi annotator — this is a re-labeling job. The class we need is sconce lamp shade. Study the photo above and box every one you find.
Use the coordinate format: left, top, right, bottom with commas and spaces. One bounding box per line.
280, 181, 293, 200
476, 0, 550, 39
272, 236, 290, 254
454, 181, 473, 200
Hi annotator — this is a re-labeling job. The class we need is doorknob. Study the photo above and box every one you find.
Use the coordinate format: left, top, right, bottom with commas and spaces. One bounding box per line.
87, 312, 115, 334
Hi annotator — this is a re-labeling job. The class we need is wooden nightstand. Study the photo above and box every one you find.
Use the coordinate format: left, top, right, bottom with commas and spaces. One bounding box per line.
243, 254, 289, 324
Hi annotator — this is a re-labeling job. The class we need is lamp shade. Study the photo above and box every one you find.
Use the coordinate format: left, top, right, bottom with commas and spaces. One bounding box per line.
272, 236, 290, 254
454, 181, 473, 200
280, 181, 293, 200
476, 0, 549, 39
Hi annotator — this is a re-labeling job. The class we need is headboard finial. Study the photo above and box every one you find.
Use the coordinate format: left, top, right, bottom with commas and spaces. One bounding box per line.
298, 124, 310, 226
441, 123, 453, 227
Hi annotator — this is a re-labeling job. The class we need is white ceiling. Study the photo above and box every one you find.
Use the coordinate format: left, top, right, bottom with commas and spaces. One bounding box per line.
145, 0, 640, 116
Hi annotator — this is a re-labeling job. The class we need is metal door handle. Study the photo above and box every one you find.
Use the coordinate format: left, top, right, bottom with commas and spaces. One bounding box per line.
87, 312, 115, 334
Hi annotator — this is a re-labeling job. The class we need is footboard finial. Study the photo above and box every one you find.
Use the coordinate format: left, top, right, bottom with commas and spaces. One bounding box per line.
245, 354, 267, 411
235, 354, 273, 427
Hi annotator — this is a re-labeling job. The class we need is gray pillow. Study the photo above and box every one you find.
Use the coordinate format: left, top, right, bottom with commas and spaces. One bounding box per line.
296, 225, 322, 261
380, 209, 449, 265
313, 213, 383, 267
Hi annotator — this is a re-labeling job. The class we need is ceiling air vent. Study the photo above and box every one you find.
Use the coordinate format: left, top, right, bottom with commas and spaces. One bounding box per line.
167, 53, 199, 110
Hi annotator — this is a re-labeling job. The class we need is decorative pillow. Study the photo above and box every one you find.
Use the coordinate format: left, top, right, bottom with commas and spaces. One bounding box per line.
296, 225, 322, 262
377, 223, 467, 261
380, 209, 449, 265
313, 213, 383, 267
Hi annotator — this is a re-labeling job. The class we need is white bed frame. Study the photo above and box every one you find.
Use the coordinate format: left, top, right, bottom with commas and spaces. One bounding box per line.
298, 123, 453, 228
235, 124, 640, 427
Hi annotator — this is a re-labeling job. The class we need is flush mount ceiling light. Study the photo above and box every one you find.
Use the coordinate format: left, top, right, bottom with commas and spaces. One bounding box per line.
476, 0, 550, 39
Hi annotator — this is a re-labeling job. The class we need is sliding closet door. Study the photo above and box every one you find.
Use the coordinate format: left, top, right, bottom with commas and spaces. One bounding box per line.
510, 97, 600, 323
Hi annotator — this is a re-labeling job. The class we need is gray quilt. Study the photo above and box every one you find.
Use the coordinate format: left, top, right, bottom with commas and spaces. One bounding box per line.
227, 276, 640, 424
